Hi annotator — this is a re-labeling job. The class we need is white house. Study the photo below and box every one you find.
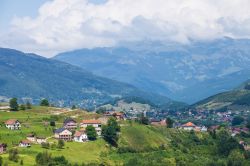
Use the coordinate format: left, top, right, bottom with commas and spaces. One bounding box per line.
26, 134, 36, 142
74, 130, 88, 142
5, 119, 21, 130
80, 120, 102, 136
54, 128, 72, 141
19, 140, 31, 147
181, 122, 196, 131
36, 137, 46, 144
201, 126, 208, 132
80, 120, 102, 128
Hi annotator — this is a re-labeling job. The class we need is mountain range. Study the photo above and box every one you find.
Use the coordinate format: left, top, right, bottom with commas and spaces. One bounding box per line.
0, 48, 176, 108
54, 38, 250, 104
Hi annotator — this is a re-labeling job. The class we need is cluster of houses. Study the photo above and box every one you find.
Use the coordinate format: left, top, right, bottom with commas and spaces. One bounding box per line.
54, 118, 102, 142
2, 117, 103, 148
1, 111, 127, 149
149, 119, 209, 132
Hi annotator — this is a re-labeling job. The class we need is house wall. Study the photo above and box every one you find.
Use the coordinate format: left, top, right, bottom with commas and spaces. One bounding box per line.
80, 123, 101, 128
6, 122, 21, 130
0, 146, 3, 153
37, 139, 46, 144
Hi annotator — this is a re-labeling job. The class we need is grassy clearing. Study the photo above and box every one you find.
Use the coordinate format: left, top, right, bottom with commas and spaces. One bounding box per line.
119, 123, 169, 151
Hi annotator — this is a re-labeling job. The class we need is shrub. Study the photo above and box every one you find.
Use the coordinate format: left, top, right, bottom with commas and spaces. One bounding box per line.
57, 140, 65, 149
8, 148, 19, 162
41, 142, 50, 149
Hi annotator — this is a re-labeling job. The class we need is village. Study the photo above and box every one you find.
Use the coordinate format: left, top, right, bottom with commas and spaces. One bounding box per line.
1, 106, 250, 154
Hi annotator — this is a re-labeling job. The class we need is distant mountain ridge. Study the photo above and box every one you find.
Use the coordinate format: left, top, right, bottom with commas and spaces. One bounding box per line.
54, 38, 250, 103
0, 48, 177, 108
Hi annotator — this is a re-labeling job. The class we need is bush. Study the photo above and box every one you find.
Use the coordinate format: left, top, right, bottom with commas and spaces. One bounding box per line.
57, 140, 65, 149
227, 150, 245, 166
8, 148, 19, 162
50, 121, 56, 127
41, 142, 50, 149
36, 151, 51, 166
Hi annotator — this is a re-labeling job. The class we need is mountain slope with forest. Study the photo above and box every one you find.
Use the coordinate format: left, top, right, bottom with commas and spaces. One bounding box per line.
193, 80, 250, 110
54, 38, 250, 103
0, 48, 175, 108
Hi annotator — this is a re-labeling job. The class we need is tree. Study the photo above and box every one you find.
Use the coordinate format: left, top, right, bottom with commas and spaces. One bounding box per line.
40, 99, 49, 106
57, 140, 65, 149
41, 142, 50, 149
96, 107, 107, 114
50, 121, 56, 127
0, 156, 2, 166
86, 125, 97, 141
102, 118, 120, 146
9, 98, 18, 111
140, 116, 149, 125
26, 101, 32, 109
107, 117, 120, 132
217, 129, 240, 156
36, 151, 52, 166
51, 156, 69, 165
227, 150, 245, 166
246, 116, 250, 129
20, 159, 23, 165
71, 105, 76, 110
8, 148, 19, 162
232, 116, 244, 126
19, 104, 26, 110
166, 117, 174, 128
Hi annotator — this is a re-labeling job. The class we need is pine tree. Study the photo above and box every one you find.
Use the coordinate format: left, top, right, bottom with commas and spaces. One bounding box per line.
9, 98, 18, 111
26, 101, 32, 109
40, 99, 49, 106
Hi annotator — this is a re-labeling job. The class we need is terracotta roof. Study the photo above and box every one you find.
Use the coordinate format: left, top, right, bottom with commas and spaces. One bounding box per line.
20, 140, 31, 144
74, 131, 85, 137
182, 122, 196, 127
5, 119, 19, 125
81, 120, 101, 124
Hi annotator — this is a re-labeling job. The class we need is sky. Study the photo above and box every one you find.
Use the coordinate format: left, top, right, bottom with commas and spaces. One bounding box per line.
1, 0, 250, 57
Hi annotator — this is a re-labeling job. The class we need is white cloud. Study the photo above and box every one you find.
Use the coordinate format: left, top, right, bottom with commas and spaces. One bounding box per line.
1, 0, 250, 57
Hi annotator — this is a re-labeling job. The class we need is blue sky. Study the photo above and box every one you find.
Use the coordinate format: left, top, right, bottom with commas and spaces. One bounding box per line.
0, 0, 106, 31
0, 0, 250, 57
0, 0, 47, 31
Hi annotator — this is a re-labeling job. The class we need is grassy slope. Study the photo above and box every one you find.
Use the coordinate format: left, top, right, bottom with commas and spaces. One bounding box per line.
119, 123, 169, 151
193, 89, 250, 110
0, 109, 233, 165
